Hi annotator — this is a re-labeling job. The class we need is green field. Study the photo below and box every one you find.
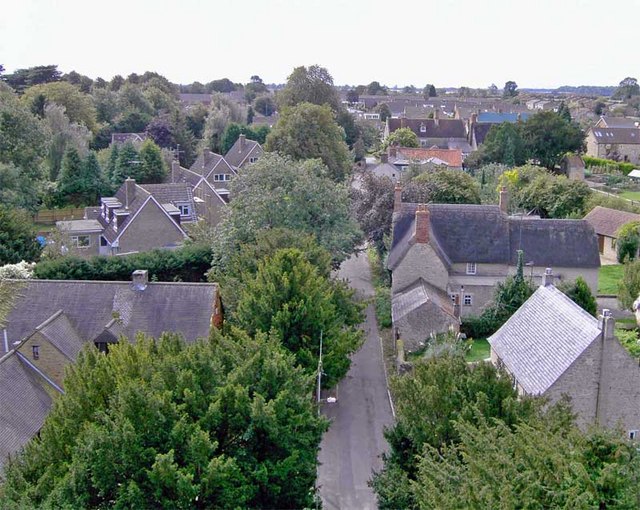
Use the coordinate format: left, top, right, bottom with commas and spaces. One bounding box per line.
466, 339, 490, 362
598, 264, 624, 295
619, 191, 640, 201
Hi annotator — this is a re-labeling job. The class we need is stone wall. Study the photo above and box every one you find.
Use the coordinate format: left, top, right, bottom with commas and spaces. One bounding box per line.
118, 199, 186, 253
17, 332, 72, 389
391, 242, 449, 294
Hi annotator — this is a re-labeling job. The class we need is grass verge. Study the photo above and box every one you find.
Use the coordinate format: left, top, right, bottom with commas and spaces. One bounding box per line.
598, 264, 623, 295
466, 339, 490, 362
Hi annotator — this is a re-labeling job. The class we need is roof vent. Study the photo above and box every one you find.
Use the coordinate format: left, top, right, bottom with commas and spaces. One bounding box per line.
132, 269, 148, 291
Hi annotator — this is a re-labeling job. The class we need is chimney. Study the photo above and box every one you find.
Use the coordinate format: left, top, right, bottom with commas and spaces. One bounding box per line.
470, 112, 477, 125
499, 186, 509, 214
132, 269, 148, 291
600, 309, 615, 341
414, 204, 430, 244
394, 183, 402, 213
125, 178, 136, 209
433, 108, 440, 127
541, 267, 553, 287
171, 160, 180, 183
239, 134, 246, 152
389, 145, 397, 157
381, 152, 389, 164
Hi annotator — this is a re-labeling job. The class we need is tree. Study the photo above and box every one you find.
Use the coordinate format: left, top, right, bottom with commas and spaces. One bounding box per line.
503, 80, 518, 98
367, 81, 387, 96
211, 153, 362, 268
481, 122, 527, 166
57, 149, 104, 206
350, 173, 395, 250
422, 84, 436, 99
138, 139, 166, 183
407, 169, 482, 204
2, 64, 61, 93
488, 83, 499, 96
253, 95, 275, 116
346, 89, 359, 104
236, 248, 362, 386
557, 101, 572, 122
614, 77, 640, 100
202, 93, 245, 153
244, 77, 268, 103
383, 127, 419, 149
277, 65, 341, 111
0, 205, 42, 264
376, 103, 391, 122
265, 102, 352, 182
619, 259, 640, 310
616, 221, 640, 263
0, 331, 328, 509
44, 103, 91, 181
145, 115, 174, 148
112, 142, 139, 185
22, 81, 98, 131
522, 111, 585, 169
558, 276, 597, 316
207, 78, 236, 93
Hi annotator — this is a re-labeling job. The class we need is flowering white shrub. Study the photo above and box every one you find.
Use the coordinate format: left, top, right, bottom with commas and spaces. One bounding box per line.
0, 261, 36, 279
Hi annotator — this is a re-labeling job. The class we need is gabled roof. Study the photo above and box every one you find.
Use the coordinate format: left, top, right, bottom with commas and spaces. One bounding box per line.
471, 123, 493, 145
3, 279, 219, 348
392, 279, 456, 322
597, 116, 640, 128
0, 352, 55, 472
189, 150, 237, 180
584, 206, 640, 238
589, 127, 640, 145
139, 183, 197, 222
224, 137, 262, 168
388, 203, 600, 270
388, 118, 466, 139
488, 285, 601, 395
111, 133, 147, 145
29, 310, 85, 361
393, 147, 463, 167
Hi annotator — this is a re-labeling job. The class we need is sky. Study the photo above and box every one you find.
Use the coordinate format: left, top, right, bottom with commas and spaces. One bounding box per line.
2, 0, 639, 89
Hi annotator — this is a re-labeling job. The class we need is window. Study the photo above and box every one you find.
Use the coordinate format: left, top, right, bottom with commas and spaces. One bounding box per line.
213, 174, 231, 182
463, 294, 473, 306
32, 345, 39, 360
420, 123, 426, 133
450, 293, 459, 305
178, 204, 191, 217
71, 235, 91, 248
629, 430, 638, 440
249, 157, 258, 163
95, 342, 109, 354
466, 262, 477, 275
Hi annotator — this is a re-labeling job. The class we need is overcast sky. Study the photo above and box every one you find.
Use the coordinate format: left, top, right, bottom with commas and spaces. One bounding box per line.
2, 0, 638, 88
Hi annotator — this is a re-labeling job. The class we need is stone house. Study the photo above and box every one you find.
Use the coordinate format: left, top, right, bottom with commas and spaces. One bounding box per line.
586, 126, 640, 163
55, 219, 104, 258
388, 187, 600, 351
224, 134, 263, 170
0, 271, 223, 472
489, 274, 640, 434
594, 116, 640, 129
558, 154, 585, 180
584, 206, 640, 261
384, 111, 470, 152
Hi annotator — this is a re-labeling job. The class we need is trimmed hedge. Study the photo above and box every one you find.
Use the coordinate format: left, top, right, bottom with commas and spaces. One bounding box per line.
583, 155, 636, 175
34, 244, 212, 282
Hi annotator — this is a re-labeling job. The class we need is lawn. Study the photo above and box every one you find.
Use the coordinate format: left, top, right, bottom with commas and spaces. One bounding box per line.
466, 339, 490, 362
619, 191, 640, 201
598, 264, 624, 295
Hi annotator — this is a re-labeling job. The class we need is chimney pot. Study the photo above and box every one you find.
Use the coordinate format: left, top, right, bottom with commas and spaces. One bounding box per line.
132, 269, 148, 291
414, 204, 430, 244
600, 309, 615, 340
542, 267, 553, 287
499, 186, 509, 214
239, 133, 246, 152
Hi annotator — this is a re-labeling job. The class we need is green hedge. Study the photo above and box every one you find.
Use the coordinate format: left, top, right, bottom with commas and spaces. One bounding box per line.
34, 244, 212, 282
583, 155, 636, 175
375, 286, 392, 328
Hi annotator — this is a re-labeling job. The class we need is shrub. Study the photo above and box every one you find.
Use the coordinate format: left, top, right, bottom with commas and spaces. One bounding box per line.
583, 155, 637, 175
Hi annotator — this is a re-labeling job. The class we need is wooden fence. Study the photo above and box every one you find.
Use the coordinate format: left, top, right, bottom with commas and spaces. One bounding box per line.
33, 207, 86, 225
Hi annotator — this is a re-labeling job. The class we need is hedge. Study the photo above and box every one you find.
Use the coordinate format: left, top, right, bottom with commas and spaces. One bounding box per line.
34, 244, 212, 282
582, 155, 637, 176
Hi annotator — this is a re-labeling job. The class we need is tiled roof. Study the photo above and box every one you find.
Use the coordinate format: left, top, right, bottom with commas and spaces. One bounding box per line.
33, 311, 85, 361
139, 183, 197, 222
189, 150, 237, 180
388, 118, 466, 139
224, 137, 263, 168
598, 116, 640, 128
392, 279, 455, 322
388, 203, 600, 270
394, 147, 463, 167
488, 285, 601, 395
584, 206, 640, 238
590, 127, 640, 145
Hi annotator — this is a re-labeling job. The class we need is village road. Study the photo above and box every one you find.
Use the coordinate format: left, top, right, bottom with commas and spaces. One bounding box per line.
317, 251, 394, 510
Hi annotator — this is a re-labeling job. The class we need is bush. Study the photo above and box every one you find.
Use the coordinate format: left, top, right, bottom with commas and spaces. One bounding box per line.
460, 315, 501, 339
33, 244, 212, 282
583, 155, 637, 175
375, 286, 392, 328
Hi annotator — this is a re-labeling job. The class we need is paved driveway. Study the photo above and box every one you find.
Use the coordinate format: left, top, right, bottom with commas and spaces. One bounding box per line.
317, 252, 394, 510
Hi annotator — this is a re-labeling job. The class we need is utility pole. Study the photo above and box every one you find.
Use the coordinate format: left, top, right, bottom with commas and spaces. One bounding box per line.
316, 330, 323, 413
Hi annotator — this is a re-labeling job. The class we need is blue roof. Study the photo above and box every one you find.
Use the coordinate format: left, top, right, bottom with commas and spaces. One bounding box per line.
478, 112, 530, 123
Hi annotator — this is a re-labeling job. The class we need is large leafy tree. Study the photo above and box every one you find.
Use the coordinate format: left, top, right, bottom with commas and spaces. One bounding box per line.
138, 139, 166, 183
407, 169, 482, 204
0, 331, 328, 509
481, 122, 527, 167
202, 93, 245, 153
212, 153, 362, 268
350, 173, 395, 250
277, 65, 340, 111
236, 248, 362, 386
0, 204, 42, 264
57, 149, 105, 206
2, 64, 61, 93
265, 102, 352, 182
383, 127, 419, 149
503, 80, 518, 98
522, 111, 584, 169
618, 259, 640, 310
614, 77, 640, 100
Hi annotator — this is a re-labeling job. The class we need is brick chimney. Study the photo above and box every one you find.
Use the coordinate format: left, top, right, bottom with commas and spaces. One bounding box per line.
132, 269, 148, 291
600, 309, 615, 341
389, 145, 397, 157
171, 160, 180, 183
541, 267, 553, 287
433, 108, 439, 127
414, 204, 430, 244
381, 152, 389, 163
394, 183, 402, 213
499, 186, 509, 214
125, 178, 136, 209
239, 134, 246, 152
470, 112, 477, 125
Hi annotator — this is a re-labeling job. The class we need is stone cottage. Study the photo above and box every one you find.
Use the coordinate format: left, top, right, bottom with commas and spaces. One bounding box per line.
584, 206, 640, 262
489, 272, 640, 434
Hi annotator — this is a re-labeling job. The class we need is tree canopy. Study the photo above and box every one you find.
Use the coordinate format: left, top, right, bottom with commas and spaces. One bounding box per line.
0, 205, 42, 265
277, 65, 340, 111
383, 127, 419, 149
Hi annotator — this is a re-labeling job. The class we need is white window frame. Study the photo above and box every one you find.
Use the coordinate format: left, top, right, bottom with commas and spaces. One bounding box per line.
629, 430, 638, 440
32, 345, 40, 360
178, 204, 191, 217
249, 157, 258, 163
71, 235, 91, 248
420, 124, 426, 133
466, 262, 477, 275
463, 294, 473, 306
213, 174, 231, 182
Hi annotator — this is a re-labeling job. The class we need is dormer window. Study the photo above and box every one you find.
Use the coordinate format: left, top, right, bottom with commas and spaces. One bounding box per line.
420, 123, 426, 133
178, 204, 191, 217
466, 262, 477, 275
32, 345, 39, 360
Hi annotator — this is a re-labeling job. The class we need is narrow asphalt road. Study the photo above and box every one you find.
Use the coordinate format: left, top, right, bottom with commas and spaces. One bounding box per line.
317, 251, 394, 510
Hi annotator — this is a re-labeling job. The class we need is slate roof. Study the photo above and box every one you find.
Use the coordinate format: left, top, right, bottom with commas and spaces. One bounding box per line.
584, 206, 640, 238
392, 279, 456, 322
31, 311, 85, 361
111, 133, 147, 145
388, 203, 600, 270
388, 118, 466, 139
139, 183, 197, 222
471, 123, 493, 145
189, 150, 237, 180
3, 279, 219, 347
488, 285, 601, 395
225, 137, 262, 168
590, 127, 640, 144
597, 116, 640, 128
0, 352, 55, 473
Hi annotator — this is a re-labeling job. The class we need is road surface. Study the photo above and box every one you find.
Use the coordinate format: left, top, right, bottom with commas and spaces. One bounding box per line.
317, 251, 394, 510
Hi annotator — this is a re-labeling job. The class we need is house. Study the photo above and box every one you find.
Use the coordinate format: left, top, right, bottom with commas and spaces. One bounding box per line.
465, 111, 528, 150
586, 126, 640, 164
489, 273, 640, 434
188, 149, 237, 194
0, 271, 223, 472
57, 179, 193, 257
594, 116, 640, 129
384, 111, 470, 152
388, 187, 600, 351
388, 146, 463, 170
584, 206, 640, 261
110, 132, 148, 146
178, 93, 213, 108
224, 134, 263, 170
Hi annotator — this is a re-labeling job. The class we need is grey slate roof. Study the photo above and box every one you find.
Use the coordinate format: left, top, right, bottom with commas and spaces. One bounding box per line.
189, 150, 237, 180
224, 137, 262, 168
388, 118, 466, 139
584, 206, 640, 238
590, 127, 640, 145
388, 203, 600, 270
139, 183, 197, 222
598, 116, 640, 128
0, 352, 55, 472
32, 311, 85, 361
3, 279, 218, 348
392, 279, 455, 322
488, 285, 601, 395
